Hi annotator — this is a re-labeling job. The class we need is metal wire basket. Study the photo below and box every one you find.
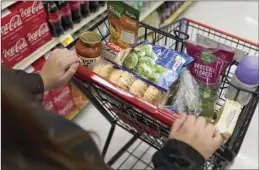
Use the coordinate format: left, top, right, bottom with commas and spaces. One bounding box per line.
69, 16, 259, 170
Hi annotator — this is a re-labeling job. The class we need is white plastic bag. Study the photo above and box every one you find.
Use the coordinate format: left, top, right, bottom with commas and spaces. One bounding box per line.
169, 69, 202, 116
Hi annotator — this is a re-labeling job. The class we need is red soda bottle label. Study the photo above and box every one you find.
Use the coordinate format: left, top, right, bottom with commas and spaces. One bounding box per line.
48, 11, 61, 23
69, 2, 81, 11
60, 3, 71, 17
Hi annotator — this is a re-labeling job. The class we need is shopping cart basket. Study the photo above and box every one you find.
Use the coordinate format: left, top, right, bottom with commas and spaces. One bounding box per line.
69, 16, 259, 170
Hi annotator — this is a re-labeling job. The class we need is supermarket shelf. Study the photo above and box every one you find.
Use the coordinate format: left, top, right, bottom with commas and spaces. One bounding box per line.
13, 39, 59, 70
1, 1, 16, 10
66, 100, 89, 120
139, 1, 164, 22
160, 0, 193, 27
13, 5, 107, 70
67, 4, 107, 35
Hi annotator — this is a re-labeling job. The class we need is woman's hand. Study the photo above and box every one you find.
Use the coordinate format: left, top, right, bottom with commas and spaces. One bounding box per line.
169, 113, 223, 160
39, 48, 81, 91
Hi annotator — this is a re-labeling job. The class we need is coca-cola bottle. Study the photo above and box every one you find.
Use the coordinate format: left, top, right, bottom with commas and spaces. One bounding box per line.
98, 1, 106, 7
164, 1, 172, 19
89, 1, 99, 13
57, 1, 73, 31
46, 2, 64, 37
81, 1, 90, 18
69, 1, 82, 24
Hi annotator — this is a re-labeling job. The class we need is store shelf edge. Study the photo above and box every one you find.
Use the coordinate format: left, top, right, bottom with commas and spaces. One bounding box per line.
1, 1, 16, 10
13, 6, 107, 70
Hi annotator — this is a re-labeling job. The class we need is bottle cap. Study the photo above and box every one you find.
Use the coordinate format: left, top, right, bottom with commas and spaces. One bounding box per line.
235, 55, 259, 86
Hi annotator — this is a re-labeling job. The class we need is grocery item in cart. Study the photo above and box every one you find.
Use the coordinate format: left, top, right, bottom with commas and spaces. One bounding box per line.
75, 31, 103, 67
142, 85, 163, 106
215, 99, 242, 143
107, 1, 140, 49
115, 41, 194, 91
129, 79, 148, 98
92, 60, 166, 105
116, 71, 135, 90
93, 61, 114, 79
108, 69, 124, 83
226, 55, 259, 106
184, 41, 234, 119
164, 69, 202, 116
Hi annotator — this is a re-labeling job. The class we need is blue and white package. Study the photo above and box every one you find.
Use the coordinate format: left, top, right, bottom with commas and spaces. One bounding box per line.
116, 41, 194, 91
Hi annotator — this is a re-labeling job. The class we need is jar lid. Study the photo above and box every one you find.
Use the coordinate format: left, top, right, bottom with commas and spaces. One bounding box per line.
79, 32, 102, 45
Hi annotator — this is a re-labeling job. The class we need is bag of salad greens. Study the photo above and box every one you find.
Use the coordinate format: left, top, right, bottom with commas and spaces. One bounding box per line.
114, 41, 194, 91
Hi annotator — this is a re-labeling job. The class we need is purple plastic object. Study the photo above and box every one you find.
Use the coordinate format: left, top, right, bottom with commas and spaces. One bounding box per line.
235, 56, 259, 86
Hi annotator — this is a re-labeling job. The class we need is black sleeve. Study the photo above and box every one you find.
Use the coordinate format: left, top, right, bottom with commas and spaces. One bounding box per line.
1, 68, 44, 102
34, 108, 109, 170
2, 68, 44, 93
152, 139, 205, 170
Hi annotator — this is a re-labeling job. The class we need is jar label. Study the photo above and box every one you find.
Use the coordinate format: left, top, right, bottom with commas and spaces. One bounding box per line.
77, 54, 100, 67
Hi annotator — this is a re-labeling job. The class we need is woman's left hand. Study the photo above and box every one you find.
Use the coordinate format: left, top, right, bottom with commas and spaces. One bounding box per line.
39, 48, 81, 91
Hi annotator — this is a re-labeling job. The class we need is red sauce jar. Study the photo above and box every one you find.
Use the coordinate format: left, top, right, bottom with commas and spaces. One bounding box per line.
75, 31, 103, 67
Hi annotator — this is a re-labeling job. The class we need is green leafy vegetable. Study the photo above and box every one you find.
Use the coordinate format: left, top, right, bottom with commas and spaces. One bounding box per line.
135, 63, 152, 78
124, 52, 139, 69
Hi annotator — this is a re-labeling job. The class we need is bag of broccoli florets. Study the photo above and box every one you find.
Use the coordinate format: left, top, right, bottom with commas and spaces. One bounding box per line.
114, 41, 194, 91
184, 41, 234, 120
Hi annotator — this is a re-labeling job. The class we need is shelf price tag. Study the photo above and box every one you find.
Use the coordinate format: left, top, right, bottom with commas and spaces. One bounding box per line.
59, 34, 74, 47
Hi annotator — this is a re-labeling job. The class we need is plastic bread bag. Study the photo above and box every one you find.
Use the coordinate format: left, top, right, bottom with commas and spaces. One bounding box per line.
164, 69, 202, 116
92, 60, 115, 79
114, 41, 194, 91
93, 59, 169, 106
108, 64, 168, 106
184, 41, 234, 119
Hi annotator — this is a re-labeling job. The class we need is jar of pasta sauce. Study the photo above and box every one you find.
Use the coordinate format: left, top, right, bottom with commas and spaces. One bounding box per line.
75, 32, 103, 67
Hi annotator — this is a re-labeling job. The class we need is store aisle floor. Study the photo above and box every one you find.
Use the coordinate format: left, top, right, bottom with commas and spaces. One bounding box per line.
74, 2, 258, 169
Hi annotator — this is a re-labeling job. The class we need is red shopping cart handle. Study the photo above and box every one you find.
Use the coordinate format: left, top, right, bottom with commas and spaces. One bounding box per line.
75, 64, 178, 126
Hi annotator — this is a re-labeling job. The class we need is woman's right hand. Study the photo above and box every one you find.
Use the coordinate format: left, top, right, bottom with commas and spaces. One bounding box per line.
169, 113, 223, 160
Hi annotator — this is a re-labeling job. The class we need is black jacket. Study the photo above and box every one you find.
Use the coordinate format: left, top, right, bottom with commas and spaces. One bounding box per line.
2, 68, 205, 170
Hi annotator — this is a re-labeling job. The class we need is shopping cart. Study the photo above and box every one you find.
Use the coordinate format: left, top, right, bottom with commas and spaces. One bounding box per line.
69, 16, 259, 170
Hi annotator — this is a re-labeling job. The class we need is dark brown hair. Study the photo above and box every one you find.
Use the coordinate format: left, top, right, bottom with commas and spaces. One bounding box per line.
2, 81, 106, 170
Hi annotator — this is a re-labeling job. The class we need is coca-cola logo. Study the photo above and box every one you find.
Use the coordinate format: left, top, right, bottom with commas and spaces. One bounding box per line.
54, 87, 70, 103
20, 1, 44, 18
1, 15, 22, 34
3, 38, 28, 58
59, 100, 74, 115
45, 101, 54, 110
27, 23, 49, 42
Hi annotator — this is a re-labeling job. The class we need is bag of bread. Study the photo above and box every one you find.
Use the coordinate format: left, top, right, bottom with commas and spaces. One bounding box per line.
107, 1, 140, 49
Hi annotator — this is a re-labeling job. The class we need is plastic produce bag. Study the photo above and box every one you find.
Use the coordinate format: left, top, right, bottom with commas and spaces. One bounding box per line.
164, 69, 202, 116
184, 41, 234, 119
